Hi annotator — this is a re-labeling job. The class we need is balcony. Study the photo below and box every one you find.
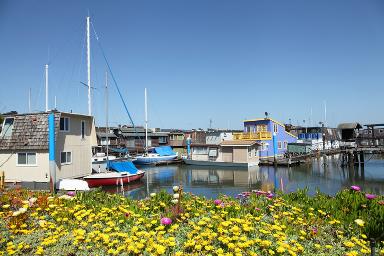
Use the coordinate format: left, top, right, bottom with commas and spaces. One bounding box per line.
233, 131, 272, 140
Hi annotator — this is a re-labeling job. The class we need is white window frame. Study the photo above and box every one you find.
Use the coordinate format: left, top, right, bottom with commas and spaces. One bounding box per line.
248, 148, 252, 158
273, 123, 278, 133
81, 120, 86, 139
60, 151, 72, 165
60, 117, 70, 132
278, 141, 283, 149
1, 117, 15, 137
16, 152, 37, 166
284, 141, 288, 149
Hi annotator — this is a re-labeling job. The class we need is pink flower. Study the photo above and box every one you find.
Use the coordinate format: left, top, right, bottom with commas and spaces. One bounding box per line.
267, 193, 274, 199
365, 194, 376, 200
160, 217, 172, 225
350, 185, 361, 191
378, 201, 384, 205
214, 199, 222, 205
312, 227, 318, 235
255, 207, 261, 211
67, 191, 76, 197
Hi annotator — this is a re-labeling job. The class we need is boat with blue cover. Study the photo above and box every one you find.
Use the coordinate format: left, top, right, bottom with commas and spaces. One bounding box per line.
133, 146, 178, 165
84, 160, 145, 187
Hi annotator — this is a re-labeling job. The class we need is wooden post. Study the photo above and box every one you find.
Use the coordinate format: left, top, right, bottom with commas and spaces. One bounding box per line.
0, 171, 4, 189
359, 151, 365, 166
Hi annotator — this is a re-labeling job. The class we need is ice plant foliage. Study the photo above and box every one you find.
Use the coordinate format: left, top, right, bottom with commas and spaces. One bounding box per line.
0, 187, 383, 255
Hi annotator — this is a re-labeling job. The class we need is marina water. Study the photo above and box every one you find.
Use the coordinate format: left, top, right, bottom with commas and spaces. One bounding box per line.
103, 154, 384, 199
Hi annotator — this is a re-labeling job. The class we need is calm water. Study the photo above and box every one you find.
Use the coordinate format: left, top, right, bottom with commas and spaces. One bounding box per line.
102, 154, 384, 199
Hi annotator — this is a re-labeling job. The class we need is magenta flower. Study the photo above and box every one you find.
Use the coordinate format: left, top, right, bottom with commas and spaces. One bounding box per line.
214, 199, 222, 205
255, 207, 261, 211
312, 227, 318, 235
267, 193, 274, 199
350, 185, 361, 191
67, 191, 76, 197
365, 194, 376, 200
160, 217, 172, 225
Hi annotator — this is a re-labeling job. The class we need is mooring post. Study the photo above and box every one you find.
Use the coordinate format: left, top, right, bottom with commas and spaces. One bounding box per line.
370, 239, 375, 256
48, 112, 56, 194
273, 132, 278, 167
353, 151, 359, 166
0, 170, 4, 189
359, 150, 365, 167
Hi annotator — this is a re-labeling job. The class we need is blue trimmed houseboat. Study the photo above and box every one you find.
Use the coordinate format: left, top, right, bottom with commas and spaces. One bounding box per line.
233, 118, 297, 159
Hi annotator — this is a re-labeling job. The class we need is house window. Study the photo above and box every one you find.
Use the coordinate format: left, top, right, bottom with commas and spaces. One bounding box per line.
254, 147, 258, 156
159, 136, 167, 144
273, 123, 278, 133
1, 118, 14, 137
284, 141, 288, 149
17, 153, 36, 165
60, 151, 72, 164
257, 125, 267, 132
81, 120, 85, 139
248, 148, 252, 157
60, 117, 70, 131
278, 141, 282, 149
261, 142, 268, 151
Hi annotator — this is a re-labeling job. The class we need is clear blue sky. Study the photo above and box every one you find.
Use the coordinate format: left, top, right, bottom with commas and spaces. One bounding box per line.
1, 0, 384, 129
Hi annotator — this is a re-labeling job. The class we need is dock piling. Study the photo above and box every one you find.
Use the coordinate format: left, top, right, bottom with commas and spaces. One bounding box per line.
0, 170, 4, 189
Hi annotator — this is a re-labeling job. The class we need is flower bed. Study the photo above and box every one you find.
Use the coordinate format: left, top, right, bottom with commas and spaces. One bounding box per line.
0, 186, 383, 255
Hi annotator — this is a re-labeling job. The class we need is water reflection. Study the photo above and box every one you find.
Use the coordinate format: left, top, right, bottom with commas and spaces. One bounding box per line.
102, 154, 384, 199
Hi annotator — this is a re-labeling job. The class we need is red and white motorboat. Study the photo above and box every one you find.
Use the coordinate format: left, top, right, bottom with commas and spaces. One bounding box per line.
84, 160, 145, 187
83, 170, 145, 187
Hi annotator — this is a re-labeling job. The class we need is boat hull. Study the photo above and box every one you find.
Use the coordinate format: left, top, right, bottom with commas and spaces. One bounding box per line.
84, 172, 145, 187
133, 155, 178, 165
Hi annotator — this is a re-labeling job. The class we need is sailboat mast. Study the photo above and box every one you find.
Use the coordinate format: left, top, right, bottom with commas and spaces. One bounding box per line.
45, 64, 49, 112
86, 16, 91, 116
144, 88, 148, 154
105, 72, 109, 160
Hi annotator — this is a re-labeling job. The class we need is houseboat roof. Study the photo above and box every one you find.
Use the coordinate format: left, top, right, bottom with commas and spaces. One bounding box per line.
0, 111, 94, 150
96, 132, 117, 138
244, 118, 285, 127
220, 140, 260, 147
0, 112, 59, 150
337, 123, 362, 130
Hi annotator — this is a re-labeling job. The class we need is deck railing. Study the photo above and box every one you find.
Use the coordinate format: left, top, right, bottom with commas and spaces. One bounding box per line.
233, 131, 272, 140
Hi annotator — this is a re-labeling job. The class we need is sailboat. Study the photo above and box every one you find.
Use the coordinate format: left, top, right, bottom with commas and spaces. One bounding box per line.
133, 88, 178, 165
82, 16, 144, 187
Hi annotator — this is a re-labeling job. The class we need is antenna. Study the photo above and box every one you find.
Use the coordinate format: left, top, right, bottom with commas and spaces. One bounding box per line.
45, 64, 49, 112
323, 100, 327, 127
209, 118, 212, 129
28, 88, 31, 113
54, 96, 57, 110
144, 88, 148, 154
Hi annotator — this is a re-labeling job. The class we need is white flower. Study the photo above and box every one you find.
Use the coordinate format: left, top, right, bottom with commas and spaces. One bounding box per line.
173, 193, 179, 199
12, 211, 21, 217
150, 193, 156, 198
19, 207, 27, 213
173, 186, 179, 192
171, 199, 179, 204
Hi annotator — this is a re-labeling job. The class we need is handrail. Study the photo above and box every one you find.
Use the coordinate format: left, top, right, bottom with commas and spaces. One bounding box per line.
233, 131, 272, 140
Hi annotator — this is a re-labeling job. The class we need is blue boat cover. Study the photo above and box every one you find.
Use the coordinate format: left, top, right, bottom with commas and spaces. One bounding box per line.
107, 161, 138, 174
110, 148, 129, 154
154, 146, 176, 156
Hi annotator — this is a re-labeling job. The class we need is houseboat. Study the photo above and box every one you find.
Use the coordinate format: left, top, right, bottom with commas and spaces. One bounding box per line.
0, 111, 97, 186
233, 117, 297, 159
